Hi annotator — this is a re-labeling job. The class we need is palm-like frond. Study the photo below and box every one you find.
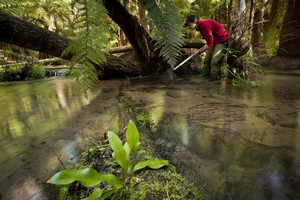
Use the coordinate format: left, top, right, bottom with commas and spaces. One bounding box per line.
63, 0, 110, 96
0, 0, 31, 16
144, 0, 184, 67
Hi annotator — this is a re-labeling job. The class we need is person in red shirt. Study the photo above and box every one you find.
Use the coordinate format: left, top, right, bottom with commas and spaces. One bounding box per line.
184, 15, 229, 80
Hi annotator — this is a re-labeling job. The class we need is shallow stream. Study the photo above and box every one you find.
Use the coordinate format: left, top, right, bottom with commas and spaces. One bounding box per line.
0, 72, 299, 199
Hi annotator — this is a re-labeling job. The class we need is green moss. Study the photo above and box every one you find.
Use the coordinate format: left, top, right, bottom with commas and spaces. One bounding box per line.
137, 110, 155, 129
264, 0, 288, 57
121, 169, 202, 200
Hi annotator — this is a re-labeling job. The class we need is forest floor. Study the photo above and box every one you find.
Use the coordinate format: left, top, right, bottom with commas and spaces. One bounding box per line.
256, 54, 300, 70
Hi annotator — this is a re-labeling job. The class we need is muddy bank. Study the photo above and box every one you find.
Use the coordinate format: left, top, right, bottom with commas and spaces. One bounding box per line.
256, 55, 300, 71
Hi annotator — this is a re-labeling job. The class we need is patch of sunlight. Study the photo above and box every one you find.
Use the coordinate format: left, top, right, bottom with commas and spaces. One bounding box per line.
21, 97, 33, 114
173, 115, 189, 146
9, 118, 26, 138
149, 90, 166, 126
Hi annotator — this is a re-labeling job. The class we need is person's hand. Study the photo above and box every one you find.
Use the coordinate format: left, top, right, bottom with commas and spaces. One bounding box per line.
196, 45, 210, 55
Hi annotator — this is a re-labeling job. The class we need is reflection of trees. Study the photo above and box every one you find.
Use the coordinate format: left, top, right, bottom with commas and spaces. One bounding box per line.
55, 80, 71, 115
0, 78, 99, 174
0, 78, 121, 197
0, 84, 33, 138
122, 76, 300, 199
0, 79, 89, 139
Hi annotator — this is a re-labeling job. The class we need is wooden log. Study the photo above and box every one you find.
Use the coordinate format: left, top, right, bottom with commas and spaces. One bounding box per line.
183, 39, 206, 48
108, 39, 206, 54
109, 45, 133, 54
1, 57, 66, 67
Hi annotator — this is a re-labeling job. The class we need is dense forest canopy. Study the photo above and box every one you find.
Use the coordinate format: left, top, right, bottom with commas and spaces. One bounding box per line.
0, 0, 299, 91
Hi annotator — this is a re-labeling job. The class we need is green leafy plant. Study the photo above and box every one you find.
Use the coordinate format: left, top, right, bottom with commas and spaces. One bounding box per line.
3, 65, 22, 81
108, 120, 174, 176
225, 67, 257, 88
28, 63, 45, 79
47, 167, 122, 200
137, 110, 154, 128
47, 120, 174, 199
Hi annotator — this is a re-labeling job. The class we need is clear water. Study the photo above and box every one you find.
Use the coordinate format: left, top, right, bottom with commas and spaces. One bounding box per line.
0, 72, 299, 199
0, 77, 121, 200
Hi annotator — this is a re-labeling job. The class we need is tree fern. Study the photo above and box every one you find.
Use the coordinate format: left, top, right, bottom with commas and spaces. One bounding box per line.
143, 0, 185, 68
0, 0, 29, 16
1, 0, 71, 33
63, 0, 111, 96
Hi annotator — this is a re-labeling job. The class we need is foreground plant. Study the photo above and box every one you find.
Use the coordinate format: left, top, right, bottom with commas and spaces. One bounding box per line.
47, 120, 174, 199
47, 167, 122, 200
108, 120, 174, 177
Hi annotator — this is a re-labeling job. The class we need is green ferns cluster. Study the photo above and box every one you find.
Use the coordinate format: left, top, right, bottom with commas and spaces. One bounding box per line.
144, 0, 185, 68
0, 0, 24, 15
63, 0, 111, 95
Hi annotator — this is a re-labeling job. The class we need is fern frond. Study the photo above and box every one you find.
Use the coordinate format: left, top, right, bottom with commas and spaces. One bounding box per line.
144, 0, 184, 67
63, 0, 111, 96
0, 0, 34, 16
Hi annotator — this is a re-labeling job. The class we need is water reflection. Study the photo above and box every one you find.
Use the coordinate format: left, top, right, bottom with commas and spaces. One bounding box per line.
120, 74, 300, 199
0, 73, 300, 199
0, 78, 100, 199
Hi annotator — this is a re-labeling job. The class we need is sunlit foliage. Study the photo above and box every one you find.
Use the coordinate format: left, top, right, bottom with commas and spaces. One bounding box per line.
144, 0, 185, 67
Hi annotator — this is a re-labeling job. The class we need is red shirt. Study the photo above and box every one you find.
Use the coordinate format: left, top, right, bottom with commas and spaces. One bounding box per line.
196, 19, 229, 47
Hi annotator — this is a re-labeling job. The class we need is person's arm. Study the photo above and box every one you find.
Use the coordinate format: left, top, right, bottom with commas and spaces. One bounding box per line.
198, 44, 211, 54
196, 26, 213, 54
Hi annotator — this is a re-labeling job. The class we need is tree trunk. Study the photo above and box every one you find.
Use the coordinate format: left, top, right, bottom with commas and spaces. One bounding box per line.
277, 0, 300, 57
227, 0, 234, 29
263, 0, 280, 43
0, 10, 70, 59
139, 1, 148, 32
102, 0, 157, 61
0, 10, 141, 79
251, 8, 263, 49
227, 0, 249, 67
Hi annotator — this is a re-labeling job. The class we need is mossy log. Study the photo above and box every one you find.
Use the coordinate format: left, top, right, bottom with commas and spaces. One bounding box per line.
109, 40, 206, 54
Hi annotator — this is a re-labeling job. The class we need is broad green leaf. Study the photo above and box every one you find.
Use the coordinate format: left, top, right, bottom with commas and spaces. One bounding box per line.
82, 188, 103, 200
99, 190, 117, 200
75, 168, 103, 187
47, 169, 77, 185
123, 142, 131, 159
47, 168, 102, 187
126, 120, 140, 155
127, 164, 133, 174
101, 174, 123, 189
47, 168, 123, 189
132, 159, 175, 173
108, 131, 128, 170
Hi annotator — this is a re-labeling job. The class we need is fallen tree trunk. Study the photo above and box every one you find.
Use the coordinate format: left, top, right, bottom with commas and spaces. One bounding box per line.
109, 45, 133, 54
109, 40, 207, 54
1, 57, 65, 67
0, 10, 141, 79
